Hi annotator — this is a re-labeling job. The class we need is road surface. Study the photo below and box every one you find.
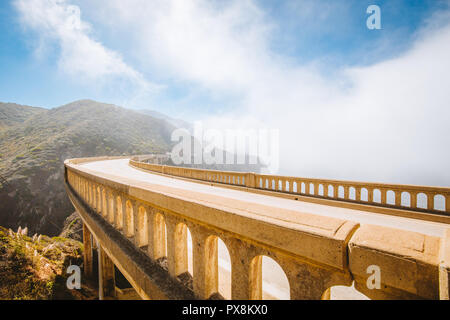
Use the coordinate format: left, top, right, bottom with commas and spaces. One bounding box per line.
79, 159, 449, 300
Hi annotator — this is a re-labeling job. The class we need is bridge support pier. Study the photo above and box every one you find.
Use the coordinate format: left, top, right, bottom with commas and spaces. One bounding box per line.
191, 228, 218, 299
98, 245, 116, 300
82, 223, 93, 277
440, 229, 450, 300
227, 238, 253, 300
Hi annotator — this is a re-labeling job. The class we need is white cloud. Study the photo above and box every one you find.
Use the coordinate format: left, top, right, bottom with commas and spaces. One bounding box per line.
18, 0, 450, 185
14, 0, 161, 103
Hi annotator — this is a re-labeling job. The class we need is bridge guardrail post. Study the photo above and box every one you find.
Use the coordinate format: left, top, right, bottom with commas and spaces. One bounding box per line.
246, 173, 256, 188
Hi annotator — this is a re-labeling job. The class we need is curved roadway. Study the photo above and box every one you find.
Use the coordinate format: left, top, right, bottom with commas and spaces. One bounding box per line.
79, 159, 449, 300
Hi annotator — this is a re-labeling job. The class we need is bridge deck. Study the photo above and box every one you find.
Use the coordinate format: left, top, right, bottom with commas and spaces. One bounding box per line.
80, 159, 448, 238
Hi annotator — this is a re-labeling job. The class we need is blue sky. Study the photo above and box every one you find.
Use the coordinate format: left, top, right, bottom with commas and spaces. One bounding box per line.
0, 0, 447, 115
1, 0, 450, 184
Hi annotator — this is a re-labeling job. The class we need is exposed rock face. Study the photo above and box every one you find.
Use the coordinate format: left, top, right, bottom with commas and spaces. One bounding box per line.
59, 212, 83, 242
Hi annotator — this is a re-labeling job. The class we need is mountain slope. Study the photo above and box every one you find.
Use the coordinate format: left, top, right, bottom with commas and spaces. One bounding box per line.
136, 109, 191, 129
0, 100, 175, 236
0, 102, 45, 131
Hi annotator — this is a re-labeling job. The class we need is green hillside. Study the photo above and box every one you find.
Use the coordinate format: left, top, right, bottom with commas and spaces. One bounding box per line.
0, 103, 46, 131
0, 100, 175, 236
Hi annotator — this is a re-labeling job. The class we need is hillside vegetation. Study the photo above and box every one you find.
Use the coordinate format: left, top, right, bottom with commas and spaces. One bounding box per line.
0, 225, 95, 299
0, 103, 45, 131
0, 100, 175, 236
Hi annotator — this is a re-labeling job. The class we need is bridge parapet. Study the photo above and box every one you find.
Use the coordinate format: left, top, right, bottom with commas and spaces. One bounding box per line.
65, 157, 449, 300
130, 157, 450, 221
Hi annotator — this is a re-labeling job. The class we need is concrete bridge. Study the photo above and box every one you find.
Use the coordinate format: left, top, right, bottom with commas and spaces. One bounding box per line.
64, 156, 450, 300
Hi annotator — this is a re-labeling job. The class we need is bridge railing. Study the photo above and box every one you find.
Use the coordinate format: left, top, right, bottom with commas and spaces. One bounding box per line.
65, 157, 450, 300
130, 157, 450, 215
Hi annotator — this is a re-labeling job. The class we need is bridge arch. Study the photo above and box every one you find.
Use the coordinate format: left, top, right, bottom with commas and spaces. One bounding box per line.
401, 191, 411, 207
153, 212, 167, 260
386, 190, 395, 205
349, 186, 356, 200
217, 237, 232, 299
323, 282, 370, 300
373, 189, 381, 203
434, 194, 445, 211
250, 255, 290, 300
318, 184, 324, 196
417, 192, 427, 209
337, 186, 344, 198
172, 222, 193, 278
327, 185, 334, 197
202, 235, 232, 299
360, 188, 369, 201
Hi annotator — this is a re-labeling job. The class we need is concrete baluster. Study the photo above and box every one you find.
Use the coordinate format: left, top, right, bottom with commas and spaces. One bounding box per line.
381, 188, 387, 205
411, 192, 417, 209
427, 193, 434, 210
395, 190, 401, 207
102, 188, 108, 218
121, 197, 127, 236
344, 185, 349, 200
356, 187, 361, 201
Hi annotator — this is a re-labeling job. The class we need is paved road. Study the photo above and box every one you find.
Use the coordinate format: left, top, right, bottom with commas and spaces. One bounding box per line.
80, 159, 449, 300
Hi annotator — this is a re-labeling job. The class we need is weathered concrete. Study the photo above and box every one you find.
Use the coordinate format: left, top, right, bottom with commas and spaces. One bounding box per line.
65, 156, 450, 300
440, 229, 450, 299
98, 245, 116, 300
349, 224, 441, 299
130, 158, 450, 217
82, 223, 93, 277
65, 178, 195, 300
